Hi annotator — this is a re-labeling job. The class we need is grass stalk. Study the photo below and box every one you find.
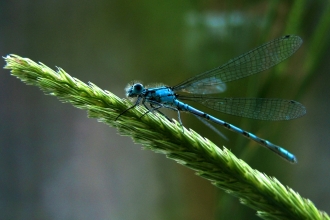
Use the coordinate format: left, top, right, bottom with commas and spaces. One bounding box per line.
3, 54, 329, 220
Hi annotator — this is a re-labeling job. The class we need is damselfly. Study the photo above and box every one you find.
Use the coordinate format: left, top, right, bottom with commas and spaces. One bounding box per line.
117, 35, 306, 163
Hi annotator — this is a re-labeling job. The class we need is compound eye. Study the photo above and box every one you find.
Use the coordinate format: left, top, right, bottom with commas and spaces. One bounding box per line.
134, 83, 143, 92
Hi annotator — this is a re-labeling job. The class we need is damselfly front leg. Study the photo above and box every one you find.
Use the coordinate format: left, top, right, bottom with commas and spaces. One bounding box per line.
115, 96, 143, 120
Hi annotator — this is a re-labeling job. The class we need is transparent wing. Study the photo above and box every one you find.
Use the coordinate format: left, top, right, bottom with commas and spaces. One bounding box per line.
173, 35, 302, 94
193, 114, 228, 141
177, 77, 227, 94
179, 96, 306, 121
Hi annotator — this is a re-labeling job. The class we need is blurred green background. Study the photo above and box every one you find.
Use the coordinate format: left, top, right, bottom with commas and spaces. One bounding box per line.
1, 1, 330, 219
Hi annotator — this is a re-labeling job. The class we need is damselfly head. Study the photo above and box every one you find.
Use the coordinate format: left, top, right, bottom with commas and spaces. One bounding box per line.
125, 83, 144, 97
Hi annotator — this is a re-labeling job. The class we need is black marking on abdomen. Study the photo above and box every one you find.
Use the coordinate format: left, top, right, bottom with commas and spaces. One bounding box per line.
242, 131, 250, 137
224, 123, 231, 129
260, 139, 266, 145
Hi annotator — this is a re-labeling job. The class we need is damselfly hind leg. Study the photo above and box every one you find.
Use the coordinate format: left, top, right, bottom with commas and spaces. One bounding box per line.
145, 101, 184, 132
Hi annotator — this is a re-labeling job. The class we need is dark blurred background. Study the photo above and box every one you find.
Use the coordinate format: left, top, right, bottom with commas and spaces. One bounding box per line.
1, 1, 330, 219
